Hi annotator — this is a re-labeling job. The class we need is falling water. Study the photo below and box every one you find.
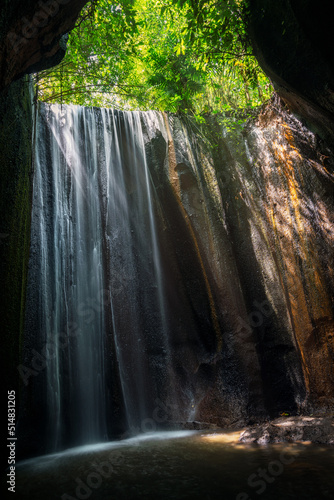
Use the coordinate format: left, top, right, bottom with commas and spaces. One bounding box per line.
26, 104, 183, 452
30, 105, 109, 450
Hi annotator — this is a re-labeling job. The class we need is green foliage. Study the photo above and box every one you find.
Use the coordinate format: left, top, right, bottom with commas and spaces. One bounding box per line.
37, 0, 140, 108
36, 0, 273, 113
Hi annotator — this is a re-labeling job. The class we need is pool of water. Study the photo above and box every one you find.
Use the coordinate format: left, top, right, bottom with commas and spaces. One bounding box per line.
15, 431, 334, 499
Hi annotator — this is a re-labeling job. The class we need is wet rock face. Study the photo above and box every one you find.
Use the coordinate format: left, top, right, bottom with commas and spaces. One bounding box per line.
143, 102, 334, 421
248, 0, 334, 146
0, 0, 89, 91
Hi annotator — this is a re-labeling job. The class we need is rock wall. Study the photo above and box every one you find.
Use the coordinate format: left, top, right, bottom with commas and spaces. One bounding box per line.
143, 100, 334, 420
0, 77, 34, 398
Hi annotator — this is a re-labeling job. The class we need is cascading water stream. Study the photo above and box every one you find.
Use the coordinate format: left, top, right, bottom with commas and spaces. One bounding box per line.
31, 104, 109, 450
25, 103, 184, 452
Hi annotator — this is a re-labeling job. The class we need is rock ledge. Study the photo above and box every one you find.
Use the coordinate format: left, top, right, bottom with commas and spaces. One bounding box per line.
239, 416, 334, 445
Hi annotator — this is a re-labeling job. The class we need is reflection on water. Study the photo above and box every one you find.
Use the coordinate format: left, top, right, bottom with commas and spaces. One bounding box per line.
16, 431, 334, 499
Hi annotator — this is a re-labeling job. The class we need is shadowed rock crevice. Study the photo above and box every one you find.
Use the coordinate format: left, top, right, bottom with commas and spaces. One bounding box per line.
247, 0, 334, 146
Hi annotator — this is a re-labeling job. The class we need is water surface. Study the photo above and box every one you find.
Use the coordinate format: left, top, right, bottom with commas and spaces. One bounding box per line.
16, 431, 334, 499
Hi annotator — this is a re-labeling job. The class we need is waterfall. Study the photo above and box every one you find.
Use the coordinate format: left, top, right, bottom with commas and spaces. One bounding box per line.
21, 102, 334, 457
24, 104, 184, 451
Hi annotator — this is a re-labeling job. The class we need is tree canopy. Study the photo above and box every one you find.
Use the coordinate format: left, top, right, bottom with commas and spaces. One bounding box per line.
36, 0, 273, 115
